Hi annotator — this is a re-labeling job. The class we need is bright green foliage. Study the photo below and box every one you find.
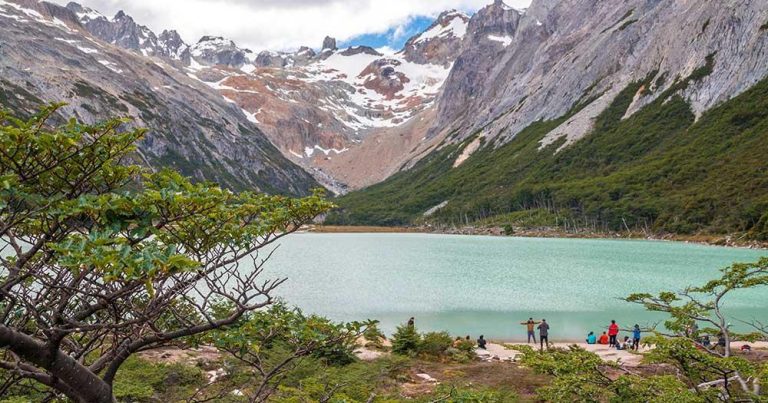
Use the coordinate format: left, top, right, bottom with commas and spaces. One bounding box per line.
202, 303, 372, 400
112, 357, 205, 401
0, 104, 333, 401
391, 324, 422, 355
642, 336, 761, 399
420, 331, 454, 356
513, 345, 701, 402
331, 60, 768, 239
626, 257, 768, 347
271, 356, 410, 403
415, 384, 519, 402
362, 321, 387, 349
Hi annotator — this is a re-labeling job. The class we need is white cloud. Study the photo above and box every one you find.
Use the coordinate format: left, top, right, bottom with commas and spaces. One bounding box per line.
52, 0, 533, 51
375, 46, 398, 56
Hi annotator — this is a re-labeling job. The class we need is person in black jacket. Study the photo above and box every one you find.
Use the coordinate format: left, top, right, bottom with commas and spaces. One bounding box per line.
477, 335, 487, 349
538, 319, 550, 350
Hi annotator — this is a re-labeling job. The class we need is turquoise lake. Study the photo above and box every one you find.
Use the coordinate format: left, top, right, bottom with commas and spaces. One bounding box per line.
262, 233, 766, 341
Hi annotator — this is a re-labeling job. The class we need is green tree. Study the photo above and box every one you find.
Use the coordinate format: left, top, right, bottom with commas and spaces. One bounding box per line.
513, 258, 768, 401
625, 257, 768, 357
0, 105, 332, 402
391, 324, 421, 355
203, 303, 372, 401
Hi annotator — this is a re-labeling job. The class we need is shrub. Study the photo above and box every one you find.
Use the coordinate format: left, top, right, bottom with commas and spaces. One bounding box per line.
391, 324, 421, 355
363, 321, 386, 349
503, 223, 515, 235
419, 331, 454, 356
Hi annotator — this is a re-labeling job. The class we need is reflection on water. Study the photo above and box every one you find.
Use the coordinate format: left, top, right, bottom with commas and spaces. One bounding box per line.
259, 233, 766, 339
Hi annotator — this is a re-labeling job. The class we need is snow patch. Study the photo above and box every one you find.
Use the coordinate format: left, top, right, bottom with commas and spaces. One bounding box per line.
241, 108, 260, 124
414, 15, 468, 44
487, 35, 513, 47
453, 134, 484, 167
304, 145, 349, 157
98, 59, 123, 73
423, 201, 449, 217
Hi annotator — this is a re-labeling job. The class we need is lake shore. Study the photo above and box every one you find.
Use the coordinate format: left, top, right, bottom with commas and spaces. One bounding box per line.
309, 225, 768, 249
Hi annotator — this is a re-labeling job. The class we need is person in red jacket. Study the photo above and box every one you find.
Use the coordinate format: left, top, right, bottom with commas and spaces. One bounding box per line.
608, 320, 619, 347
597, 332, 609, 345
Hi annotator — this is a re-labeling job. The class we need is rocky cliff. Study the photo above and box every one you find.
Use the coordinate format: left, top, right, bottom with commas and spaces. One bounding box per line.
433, 0, 768, 151
330, 0, 768, 239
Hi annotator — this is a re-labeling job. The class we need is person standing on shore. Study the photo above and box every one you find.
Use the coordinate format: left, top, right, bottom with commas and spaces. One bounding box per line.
538, 319, 550, 350
521, 318, 540, 343
608, 320, 619, 347
632, 324, 641, 351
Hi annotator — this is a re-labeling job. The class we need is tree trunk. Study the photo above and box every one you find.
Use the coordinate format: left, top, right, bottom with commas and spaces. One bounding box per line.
0, 325, 114, 402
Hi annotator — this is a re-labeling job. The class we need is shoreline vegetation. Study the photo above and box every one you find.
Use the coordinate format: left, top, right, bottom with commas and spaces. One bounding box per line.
308, 225, 768, 249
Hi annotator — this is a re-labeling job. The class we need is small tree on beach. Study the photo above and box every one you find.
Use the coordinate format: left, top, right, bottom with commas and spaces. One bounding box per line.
512, 258, 768, 401
625, 257, 768, 356
0, 105, 332, 402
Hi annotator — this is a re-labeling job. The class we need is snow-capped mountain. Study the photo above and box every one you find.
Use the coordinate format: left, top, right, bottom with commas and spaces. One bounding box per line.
50, 1, 471, 192
401, 10, 470, 66
176, 12, 471, 192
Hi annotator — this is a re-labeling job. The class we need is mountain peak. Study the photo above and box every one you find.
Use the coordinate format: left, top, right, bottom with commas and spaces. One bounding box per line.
322, 36, 337, 51
400, 9, 469, 66
113, 10, 128, 20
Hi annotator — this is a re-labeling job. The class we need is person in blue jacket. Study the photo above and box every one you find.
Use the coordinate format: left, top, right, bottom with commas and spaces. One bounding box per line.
586, 331, 597, 344
632, 324, 641, 351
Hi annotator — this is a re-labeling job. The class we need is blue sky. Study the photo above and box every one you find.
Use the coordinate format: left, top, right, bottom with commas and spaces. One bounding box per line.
339, 16, 436, 53
52, 0, 532, 51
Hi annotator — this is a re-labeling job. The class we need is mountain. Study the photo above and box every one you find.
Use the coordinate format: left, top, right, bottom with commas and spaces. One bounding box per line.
4, 0, 768, 238
174, 11, 471, 193
0, 0, 319, 195
329, 0, 768, 240
49, 2, 472, 193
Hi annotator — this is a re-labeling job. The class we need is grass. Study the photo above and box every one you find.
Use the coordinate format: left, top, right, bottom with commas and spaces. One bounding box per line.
330, 56, 768, 239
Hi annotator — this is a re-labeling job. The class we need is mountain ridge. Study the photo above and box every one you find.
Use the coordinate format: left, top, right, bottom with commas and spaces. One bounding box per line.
0, 0, 319, 195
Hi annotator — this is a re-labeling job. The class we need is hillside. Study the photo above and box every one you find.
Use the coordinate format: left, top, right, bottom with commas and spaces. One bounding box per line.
327, 0, 768, 239
0, 0, 319, 195
329, 69, 768, 239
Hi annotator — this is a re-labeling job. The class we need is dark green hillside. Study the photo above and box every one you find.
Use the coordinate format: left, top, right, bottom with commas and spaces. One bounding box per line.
329, 73, 768, 239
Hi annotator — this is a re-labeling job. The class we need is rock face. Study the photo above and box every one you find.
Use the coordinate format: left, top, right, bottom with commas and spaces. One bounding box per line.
0, 0, 319, 195
158, 30, 190, 64
190, 36, 250, 68
401, 10, 470, 67
431, 0, 768, 151
322, 36, 337, 51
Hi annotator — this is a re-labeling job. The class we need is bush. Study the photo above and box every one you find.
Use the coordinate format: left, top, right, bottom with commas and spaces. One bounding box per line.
112, 357, 205, 402
419, 331, 454, 356
363, 321, 386, 349
391, 324, 421, 355
503, 223, 515, 235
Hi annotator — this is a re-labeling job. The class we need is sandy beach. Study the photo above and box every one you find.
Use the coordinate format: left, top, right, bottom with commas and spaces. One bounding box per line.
478, 340, 768, 367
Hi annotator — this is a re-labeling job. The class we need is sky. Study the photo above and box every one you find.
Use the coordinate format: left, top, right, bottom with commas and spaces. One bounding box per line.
52, 0, 533, 52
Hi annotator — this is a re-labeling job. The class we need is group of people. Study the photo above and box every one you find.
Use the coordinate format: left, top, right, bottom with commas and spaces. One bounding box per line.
406, 316, 643, 352
451, 335, 488, 349
585, 320, 642, 351
521, 318, 642, 351
520, 318, 551, 349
